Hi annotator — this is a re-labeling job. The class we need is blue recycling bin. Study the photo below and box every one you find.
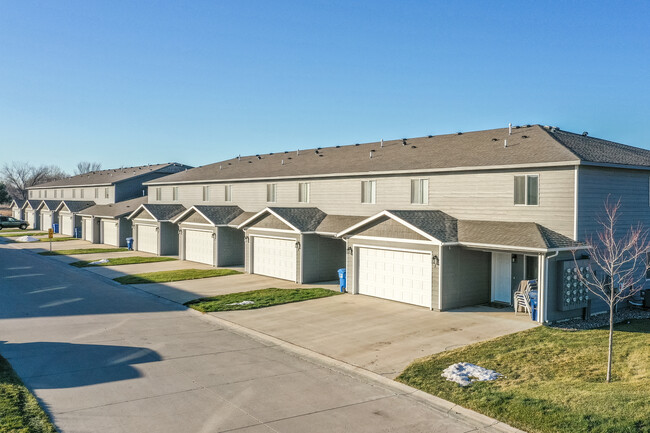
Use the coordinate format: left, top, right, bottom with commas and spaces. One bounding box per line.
52, 223, 59, 234
126, 237, 134, 251
337, 268, 346, 292
74, 227, 81, 238
529, 290, 538, 321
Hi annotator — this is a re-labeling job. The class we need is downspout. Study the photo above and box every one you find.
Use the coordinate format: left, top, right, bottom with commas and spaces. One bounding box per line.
542, 251, 560, 324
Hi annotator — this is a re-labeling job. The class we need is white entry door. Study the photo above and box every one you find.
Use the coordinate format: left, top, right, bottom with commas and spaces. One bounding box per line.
137, 225, 158, 254
357, 247, 432, 308
84, 218, 94, 242
61, 213, 74, 235
252, 236, 296, 281
491, 252, 512, 304
185, 229, 214, 265
102, 220, 118, 246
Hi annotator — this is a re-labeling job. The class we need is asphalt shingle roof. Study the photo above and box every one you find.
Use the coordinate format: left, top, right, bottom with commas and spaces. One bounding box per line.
78, 197, 147, 218
23, 200, 42, 210
191, 206, 244, 225
60, 201, 96, 213
315, 215, 366, 235
40, 200, 62, 211
135, 204, 186, 221
457, 220, 582, 250
266, 207, 327, 232
387, 210, 459, 243
10, 199, 25, 209
28, 163, 190, 189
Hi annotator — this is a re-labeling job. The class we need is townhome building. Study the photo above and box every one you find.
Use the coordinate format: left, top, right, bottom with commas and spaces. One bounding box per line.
128, 124, 650, 324
22, 163, 190, 243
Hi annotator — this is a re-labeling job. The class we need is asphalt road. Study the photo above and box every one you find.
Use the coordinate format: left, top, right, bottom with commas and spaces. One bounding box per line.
0, 244, 485, 433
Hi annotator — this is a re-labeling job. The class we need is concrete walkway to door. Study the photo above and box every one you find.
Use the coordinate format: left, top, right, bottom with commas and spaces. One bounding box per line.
212, 295, 538, 379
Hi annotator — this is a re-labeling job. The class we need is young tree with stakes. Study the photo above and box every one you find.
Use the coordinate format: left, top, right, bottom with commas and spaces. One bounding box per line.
573, 198, 650, 383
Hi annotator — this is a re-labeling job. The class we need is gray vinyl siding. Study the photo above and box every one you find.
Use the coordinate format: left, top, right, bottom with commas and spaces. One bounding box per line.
300, 234, 346, 283
160, 222, 179, 256
217, 227, 245, 267
440, 246, 491, 310
33, 186, 116, 204
149, 167, 575, 237
118, 218, 132, 247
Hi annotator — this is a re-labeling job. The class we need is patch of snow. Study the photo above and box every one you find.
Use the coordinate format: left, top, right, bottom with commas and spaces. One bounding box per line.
15, 236, 40, 242
226, 300, 255, 306
88, 259, 110, 265
441, 362, 502, 387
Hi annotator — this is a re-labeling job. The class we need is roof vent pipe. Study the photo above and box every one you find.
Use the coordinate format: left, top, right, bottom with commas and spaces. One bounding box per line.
369, 151, 373, 159
509, 123, 512, 135
281, 159, 285, 165
297, 149, 300, 155
582, 131, 589, 136
504, 139, 508, 148
237, 155, 241, 161
380, 139, 384, 148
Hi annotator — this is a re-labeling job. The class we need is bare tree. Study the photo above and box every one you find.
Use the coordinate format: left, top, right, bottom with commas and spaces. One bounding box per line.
1, 162, 68, 200
75, 162, 102, 175
573, 198, 650, 383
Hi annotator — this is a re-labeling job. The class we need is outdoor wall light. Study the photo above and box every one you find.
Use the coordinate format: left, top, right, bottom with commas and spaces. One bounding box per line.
347, 246, 353, 255
244, 235, 249, 242
432, 255, 439, 266
295, 241, 301, 250
512, 254, 517, 263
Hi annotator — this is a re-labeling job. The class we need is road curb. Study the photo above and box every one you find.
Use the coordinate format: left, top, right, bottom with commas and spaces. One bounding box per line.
186, 308, 527, 433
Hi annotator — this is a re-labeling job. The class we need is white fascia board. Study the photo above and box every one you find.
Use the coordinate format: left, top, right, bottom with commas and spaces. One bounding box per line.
336, 210, 442, 244
143, 161, 580, 186
126, 204, 154, 221
236, 208, 301, 232
458, 242, 588, 253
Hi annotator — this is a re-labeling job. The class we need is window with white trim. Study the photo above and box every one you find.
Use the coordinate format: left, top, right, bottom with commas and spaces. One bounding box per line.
172, 187, 179, 201
38, 190, 42, 198
60, 189, 64, 198
410, 179, 429, 204
514, 175, 539, 205
224, 185, 232, 202
202, 186, 210, 202
95, 188, 99, 199
646, 252, 650, 279
72, 189, 76, 198
44, 190, 48, 198
266, 184, 277, 203
298, 182, 310, 203
54, 190, 57, 198
155, 187, 161, 201
104, 187, 109, 199
80, 189, 84, 198
361, 180, 376, 204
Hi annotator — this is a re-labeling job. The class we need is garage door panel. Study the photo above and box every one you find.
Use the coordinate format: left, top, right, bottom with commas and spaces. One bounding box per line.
137, 225, 158, 254
61, 214, 73, 236
102, 220, 118, 246
252, 236, 296, 281
84, 219, 93, 241
185, 230, 214, 265
42, 214, 52, 230
357, 247, 432, 308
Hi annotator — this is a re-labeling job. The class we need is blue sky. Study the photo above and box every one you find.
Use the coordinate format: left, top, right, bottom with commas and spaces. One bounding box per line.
1, 1, 649, 172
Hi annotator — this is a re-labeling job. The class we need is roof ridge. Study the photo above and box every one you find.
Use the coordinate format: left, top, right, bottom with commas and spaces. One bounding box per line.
537, 125, 584, 162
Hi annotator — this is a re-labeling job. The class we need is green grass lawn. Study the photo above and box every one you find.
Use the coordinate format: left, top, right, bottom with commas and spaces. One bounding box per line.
114, 268, 241, 284
39, 247, 128, 256
185, 287, 341, 312
71, 256, 177, 267
0, 232, 47, 237
0, 355, 56, 433
38, 237, 77, 242
397, 320, 650, 433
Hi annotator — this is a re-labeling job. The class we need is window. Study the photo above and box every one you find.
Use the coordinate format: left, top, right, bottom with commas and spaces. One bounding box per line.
60, 189, 64, 198
172, 187, 179, 201
202, 186, 210, 201
266, 184, 277, 202
514, 175, 539, 205
155, 187, 161, 201
646, 253, 650, 279
29, 191, 33, 198
104, 187, 109, 199
54, 190, 57, 198
95, 188, 99, 199
410, 179, 429, 204
224, 185, 232, 202
38, 190, 42, 198
44, 190, 48, 198
298, 183, 310, 203
361, 180, 376, 204
80, 189, 84, 198
72, 189, 76, 198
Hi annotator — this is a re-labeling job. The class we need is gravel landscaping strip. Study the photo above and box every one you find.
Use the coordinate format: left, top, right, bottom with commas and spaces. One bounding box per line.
550, 307, 650, 331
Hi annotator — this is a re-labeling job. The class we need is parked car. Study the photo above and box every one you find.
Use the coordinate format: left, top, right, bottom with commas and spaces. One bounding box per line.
0, 216, 28, 230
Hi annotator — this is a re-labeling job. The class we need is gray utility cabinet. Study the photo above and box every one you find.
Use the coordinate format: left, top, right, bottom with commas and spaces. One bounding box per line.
557, 259, 591, 311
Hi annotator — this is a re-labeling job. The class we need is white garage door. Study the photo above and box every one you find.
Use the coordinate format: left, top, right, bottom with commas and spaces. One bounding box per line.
184, 229, 214, 265
252, 236, 296, 281
357, 247, 432, 308
13, 209, 21, 219
42, 213, 52, 230
84, 219, 94, 242
26, 211, 36, 229
137, 225, 158, 254
61, 214, 74, 236
102, 220, 118, 246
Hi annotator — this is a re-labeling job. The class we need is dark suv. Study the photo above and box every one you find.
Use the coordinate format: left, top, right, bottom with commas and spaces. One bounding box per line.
0, 216, 28, 230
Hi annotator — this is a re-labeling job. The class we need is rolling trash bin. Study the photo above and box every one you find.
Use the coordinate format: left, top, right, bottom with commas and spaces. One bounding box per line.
52, 223, 59, 234
74, 227, 81, 238
126, 237, 134, 251
337, 268, 346, 292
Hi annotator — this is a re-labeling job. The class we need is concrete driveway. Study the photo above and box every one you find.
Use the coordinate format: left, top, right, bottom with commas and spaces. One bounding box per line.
0, 241, 509, 432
